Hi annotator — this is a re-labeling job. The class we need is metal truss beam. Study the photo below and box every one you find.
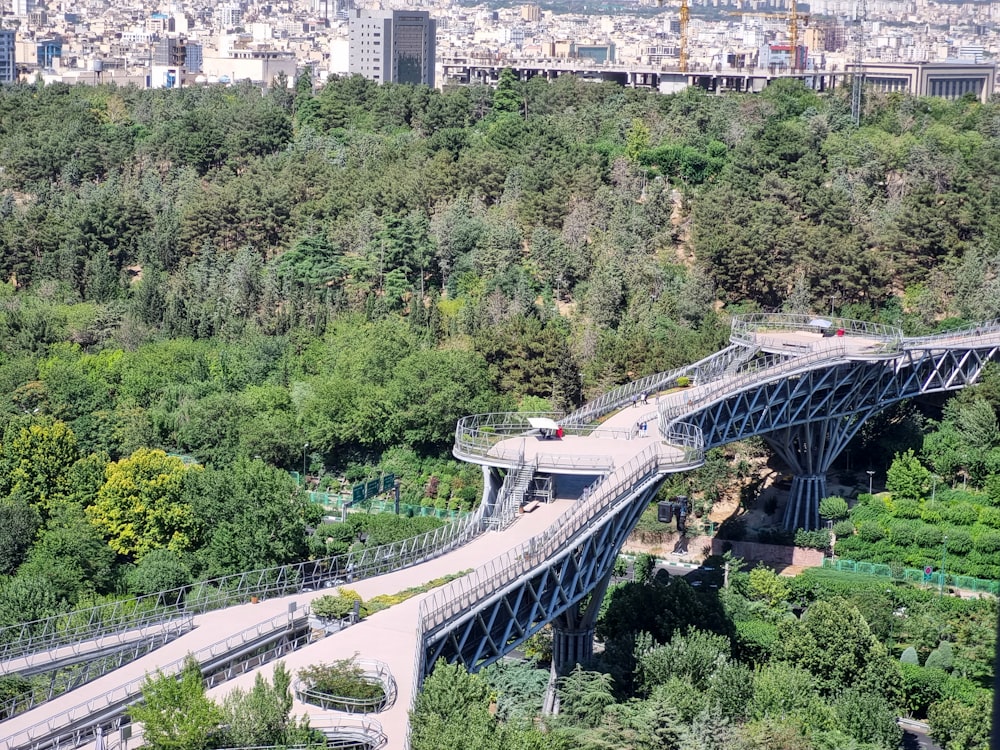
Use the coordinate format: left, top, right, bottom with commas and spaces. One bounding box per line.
682, 343, 1000, 529
422, 480, 664, 676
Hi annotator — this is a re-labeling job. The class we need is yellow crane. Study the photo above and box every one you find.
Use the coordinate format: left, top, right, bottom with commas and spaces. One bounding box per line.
727, 6, 808, 71
657, 0, 689, 73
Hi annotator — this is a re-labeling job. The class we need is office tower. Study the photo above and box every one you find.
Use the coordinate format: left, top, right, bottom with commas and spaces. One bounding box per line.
349, 9, 435, 86
0, 30, 14, 83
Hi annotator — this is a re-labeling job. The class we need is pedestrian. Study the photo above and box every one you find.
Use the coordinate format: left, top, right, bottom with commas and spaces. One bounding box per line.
640, 421, 648, 436
641, 391, 648, 404
632, 394, 638, 408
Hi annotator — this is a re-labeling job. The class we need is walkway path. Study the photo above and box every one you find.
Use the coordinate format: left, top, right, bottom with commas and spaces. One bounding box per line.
0, 501, 570, 750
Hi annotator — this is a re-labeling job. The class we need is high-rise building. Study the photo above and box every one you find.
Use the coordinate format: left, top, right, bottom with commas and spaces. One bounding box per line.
0, 30, 14, 83
12, 0, 34, 18
348, 9, 435, 86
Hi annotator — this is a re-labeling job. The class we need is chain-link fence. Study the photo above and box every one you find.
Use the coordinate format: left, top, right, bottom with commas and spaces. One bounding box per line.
823, 557, 1000, 595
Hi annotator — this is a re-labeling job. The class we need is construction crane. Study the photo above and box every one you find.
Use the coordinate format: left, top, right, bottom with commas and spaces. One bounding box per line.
657, 0, 689, 73
727, 6, 808, 72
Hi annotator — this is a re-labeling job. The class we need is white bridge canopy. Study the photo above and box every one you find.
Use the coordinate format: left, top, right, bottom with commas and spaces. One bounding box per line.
527, 417, 560, 431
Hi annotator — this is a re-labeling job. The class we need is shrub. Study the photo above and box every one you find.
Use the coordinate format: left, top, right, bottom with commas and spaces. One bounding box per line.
915, 524, 943, 547
311, 589, 363, 620
893, 498, 923, 519
942, 503, 978, 526
832, 520, 855, 537
887, 521, 917, 548
925, 641, 954, 672
944, 530, 972, 555
676, 376, 691, 387
973, 529, 1000, 554
900, 646, 919, 665
819, 496, 849, 520
298, 657, 383, 703
794, 529, 831, 550
858, 521, 886, 543
978, 505, 1000, 529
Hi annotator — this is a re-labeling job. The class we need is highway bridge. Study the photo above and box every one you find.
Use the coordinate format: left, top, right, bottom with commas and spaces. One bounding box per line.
3, 313, 999, 750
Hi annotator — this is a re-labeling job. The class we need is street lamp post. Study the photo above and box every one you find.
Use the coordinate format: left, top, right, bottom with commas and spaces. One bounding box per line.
866, 470, 875, 496
940, 536, 948, 596
302, 443, 309, 487
829, 293, 840, 315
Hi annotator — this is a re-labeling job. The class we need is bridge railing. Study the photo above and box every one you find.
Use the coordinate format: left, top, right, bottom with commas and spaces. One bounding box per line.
294, 658, 397, 714
730, 313, 903, 350
659, 346, 851, 421
453, 412, 624, 471
560, 345, 756, 428
0, 500, 491, 665
422, 429, 704, 636
903, 318, 1000, 346
5, 609, 311, 750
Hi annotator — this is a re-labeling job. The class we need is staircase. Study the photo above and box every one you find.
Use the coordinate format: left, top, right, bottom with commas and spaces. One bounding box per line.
484, 464, 535, 530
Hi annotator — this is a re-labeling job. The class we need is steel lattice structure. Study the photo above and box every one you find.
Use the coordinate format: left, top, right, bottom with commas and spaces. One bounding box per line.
674, 341, 1000, 529
422, 471, 663, 675
429, 317, 1000, 681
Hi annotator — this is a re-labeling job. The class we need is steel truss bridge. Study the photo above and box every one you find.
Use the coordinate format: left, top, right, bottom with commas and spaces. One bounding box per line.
5, 314, 1000, 750
419, 313, 1000, 679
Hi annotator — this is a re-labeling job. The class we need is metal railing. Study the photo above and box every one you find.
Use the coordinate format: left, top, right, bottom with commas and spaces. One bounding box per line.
294, 659, 397, 714
0, 616, 194, 720
4, 609, 310, 750
902, 318, 1000, 346
313, 715, 388, 749
484, 463, 534, 530
658, 346, 852, 422
453, 412, 620, 471
0, 506, 491, 666
422, 432, 704, 635
561, 344, 754, 427
730, 313, 903, 349
1, 613, 195, 676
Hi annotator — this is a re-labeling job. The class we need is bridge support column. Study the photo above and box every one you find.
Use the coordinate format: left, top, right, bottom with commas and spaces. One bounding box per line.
764, 413, 874, 531
551, 564, 614, 674
481, 466, 503, 521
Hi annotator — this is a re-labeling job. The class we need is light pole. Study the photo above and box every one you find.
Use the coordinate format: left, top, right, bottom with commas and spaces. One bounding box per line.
302, 443, 309, 487
866, 470, 875, 496
829, 293, 840, 315
940, 536, 948, 596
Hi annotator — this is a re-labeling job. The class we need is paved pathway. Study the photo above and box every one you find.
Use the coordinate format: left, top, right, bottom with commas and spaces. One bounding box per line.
0, 500, 571, 750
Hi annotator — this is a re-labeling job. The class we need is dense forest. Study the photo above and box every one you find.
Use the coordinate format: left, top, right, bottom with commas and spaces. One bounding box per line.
411, 562, 996, 750
1, 71, 999, 747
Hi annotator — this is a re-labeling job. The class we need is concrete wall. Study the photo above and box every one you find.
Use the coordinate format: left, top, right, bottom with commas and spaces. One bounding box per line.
627, 531, 825, 568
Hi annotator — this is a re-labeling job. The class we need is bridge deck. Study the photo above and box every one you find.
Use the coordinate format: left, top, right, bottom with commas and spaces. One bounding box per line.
0, 501, 572, 750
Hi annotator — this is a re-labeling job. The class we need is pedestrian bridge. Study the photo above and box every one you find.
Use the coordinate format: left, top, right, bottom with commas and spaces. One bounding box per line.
4, 313, 999, 750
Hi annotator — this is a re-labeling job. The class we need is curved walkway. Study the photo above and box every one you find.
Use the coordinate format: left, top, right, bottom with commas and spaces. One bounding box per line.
8, 315, 1000, 750
0, 501, 569, 750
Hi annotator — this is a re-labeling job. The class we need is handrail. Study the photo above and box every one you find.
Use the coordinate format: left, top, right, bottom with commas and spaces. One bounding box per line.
309, 715, 388, 749
0, 503, 491, 665
4, 609, 310, 749
294, 658, 397, 714
0, 615, 194, 720
730, 313, 903, 351
422, 429, 703, 636
560, 344, 754, 427
658, 346, 851, 422
0, 613, 195, 676
903, 318, 1000, 346
484, 462, 535, 530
